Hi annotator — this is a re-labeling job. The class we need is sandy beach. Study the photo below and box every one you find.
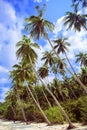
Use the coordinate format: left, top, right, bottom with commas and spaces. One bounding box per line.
0, 119, 87, 130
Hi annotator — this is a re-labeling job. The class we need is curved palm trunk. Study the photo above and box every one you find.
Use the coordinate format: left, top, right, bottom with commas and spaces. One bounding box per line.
29, 56, 74, 129
15, 86, 28, 124
46, 36, 87, 94
25, 83, 51, 125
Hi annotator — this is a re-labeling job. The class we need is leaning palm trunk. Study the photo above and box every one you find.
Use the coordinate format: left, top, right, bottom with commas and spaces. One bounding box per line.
46, 36, 87, 94
42, 88, 52, 108
29, 56, 74, 129
11, 105, 17, 122
15, 86, 28, 124
25, 82, 51, 125
64, 52, 77, 75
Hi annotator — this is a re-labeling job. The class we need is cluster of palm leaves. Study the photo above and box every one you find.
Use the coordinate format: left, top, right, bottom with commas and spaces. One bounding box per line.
4, 2, 87, 129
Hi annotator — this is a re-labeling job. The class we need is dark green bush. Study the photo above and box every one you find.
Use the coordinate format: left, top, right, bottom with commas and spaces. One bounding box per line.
63, 96, 87, 123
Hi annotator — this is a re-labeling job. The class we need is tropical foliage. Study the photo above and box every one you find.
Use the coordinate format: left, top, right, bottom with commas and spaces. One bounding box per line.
0, 1, 87, 129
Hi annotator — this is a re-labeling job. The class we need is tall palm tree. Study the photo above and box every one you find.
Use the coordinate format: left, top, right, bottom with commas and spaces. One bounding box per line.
53, 37, 77, 75
38, 66, 52, 108
24, 5, 87, 96
76, 52, 87, 66
64, 11, 87, 31
16, 36, 51, 125
10, 67, 29, 124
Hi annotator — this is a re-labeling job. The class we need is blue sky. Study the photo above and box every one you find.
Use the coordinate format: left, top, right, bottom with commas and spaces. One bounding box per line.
0, 0, 87, 102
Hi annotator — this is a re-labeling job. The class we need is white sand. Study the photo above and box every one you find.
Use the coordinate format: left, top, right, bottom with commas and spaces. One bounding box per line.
0, 120, 87, 130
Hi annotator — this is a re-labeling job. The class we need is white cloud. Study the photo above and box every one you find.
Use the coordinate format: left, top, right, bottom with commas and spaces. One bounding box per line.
0, 0, 23, 102
0, 0, 23, 68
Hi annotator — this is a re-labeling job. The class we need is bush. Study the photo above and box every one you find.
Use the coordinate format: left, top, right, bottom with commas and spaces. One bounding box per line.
45, 106, 64, 124
63, 96, 87, 123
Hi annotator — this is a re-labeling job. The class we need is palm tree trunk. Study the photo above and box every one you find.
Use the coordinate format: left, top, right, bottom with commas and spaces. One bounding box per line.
25, 82, 51, 125
15, 86, 28, 124
11, 105, 17, 122
68, 85, 77, 99
29, 56, 74, 129
46, 36, 87, 94
42, 88, 52, 108
64, 52, 77, 76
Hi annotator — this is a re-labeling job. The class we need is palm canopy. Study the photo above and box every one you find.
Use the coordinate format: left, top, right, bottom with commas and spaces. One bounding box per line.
41, 51, 54, 67
72, 0, 87, 8
64, 12, 87, 31
24, 6, 54, 40
10, 62, 37, 84
75, 52, 87, 66
38, 65, 49, 79
53, 37, 70, 54
53, 57, 66, 75
16, 35, 40, 64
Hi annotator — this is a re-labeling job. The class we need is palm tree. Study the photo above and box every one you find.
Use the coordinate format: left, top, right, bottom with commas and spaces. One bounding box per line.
5, 89, 17, 122
10, 68, 28, 124
41, 51, 54, 67
53, 37, 77, 75
63, 77, 77, 99
76, 52, 87, 66
38, 66, 52, 108
64, 11, 87, 31
16, 36, 51, 125
16, 35, 39, 64
38, 65, 49, 78
51, 78, 66, 102
24, 5, 87, 96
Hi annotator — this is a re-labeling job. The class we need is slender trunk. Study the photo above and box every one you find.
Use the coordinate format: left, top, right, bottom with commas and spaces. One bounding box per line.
42, 88, 52, 108
29, 56, 74, 128
11, 105, 17, 121
34, 89, 40, 104
15, 86, 28, 124
46, 36, 87, 94
26, 83, 51, 125
64, 52, 77, 75
59, 89, 66, 102
68, 85, 77, 99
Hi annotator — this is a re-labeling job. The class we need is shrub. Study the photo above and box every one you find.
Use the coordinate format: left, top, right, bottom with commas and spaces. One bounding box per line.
45, 106, 64, 124
63, 96, 87, 123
